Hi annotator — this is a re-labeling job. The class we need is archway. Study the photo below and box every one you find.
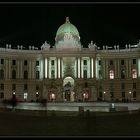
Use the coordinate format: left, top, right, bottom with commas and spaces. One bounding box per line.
63, 77, 75, 102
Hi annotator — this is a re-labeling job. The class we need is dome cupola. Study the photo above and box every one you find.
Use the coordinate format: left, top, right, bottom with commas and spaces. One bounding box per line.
55, 17, 81, 49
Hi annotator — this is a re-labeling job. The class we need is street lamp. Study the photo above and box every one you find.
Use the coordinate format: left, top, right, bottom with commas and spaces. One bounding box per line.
103, 91, 106, 101
129, 91, 132, 102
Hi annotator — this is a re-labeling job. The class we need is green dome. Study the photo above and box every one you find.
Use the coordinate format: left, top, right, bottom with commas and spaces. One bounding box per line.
56, 17, 80, 37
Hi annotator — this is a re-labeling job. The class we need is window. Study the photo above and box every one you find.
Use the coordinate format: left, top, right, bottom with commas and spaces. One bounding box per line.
98, 60, 101, 65
1, 59, 4, 64
110, 60, 113, 65
133, 59, 136, 65
12, 84, 16, 90
51, 70, 55, 78
36, 61, 39, 66
133, 91, 136, 98
133, 83, 136, 89
0, 69, 4, 79
122, 92, 125, 98
0, 84, 4, 90
12, 70, 16, 79
51, 60, 54, 65
36, 71, 40, 80
109, 70, 114, 79
132, 69, 137, 78
83, 70, 87, 78
0, 92, 4, 98
12, 60, 16, 65
24, 71, 28, 79
83, 60, 87, 65
24, 84, 28, 90
121, 60, 124, 65
121, 69, 125, 79
121, 83, 125, 89
24, 60, 28, 66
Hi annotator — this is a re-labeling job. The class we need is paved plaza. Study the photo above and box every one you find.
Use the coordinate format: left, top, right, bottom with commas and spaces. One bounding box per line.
2, 102, 140, 112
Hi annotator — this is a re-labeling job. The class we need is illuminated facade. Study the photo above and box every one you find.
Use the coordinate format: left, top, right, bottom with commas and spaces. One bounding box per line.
0, 17, 140, 102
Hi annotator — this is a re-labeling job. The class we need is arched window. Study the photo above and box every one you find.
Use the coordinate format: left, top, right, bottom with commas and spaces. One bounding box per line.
132, 69, 137, 78
36, 71, 40, 80
24, 70, 28, 79
109, 70, 114, 79
121, 69, 125, 79
12, 70, 16, 79
0, 69, 4, 79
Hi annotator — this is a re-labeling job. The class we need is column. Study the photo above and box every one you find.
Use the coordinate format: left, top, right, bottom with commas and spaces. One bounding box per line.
90, 58, 93, 78
106, 59, 109, 79
60, 58, 61, 78
93, 58, 96, 78
114, 59, 117, 79
78, 58, 80, 78
75, 58, 77, 78
76, 58, 78, 78
47, 58, 49, 79
32, 61, 35, 79
129, 59, 132, 78
28, 60, 32, 79
61, 58, 63, 78
103, 59, 106, 79
117, 59, 120, 79
80, 57, 82, 78
138, 58, 140, 77
19, 60, 22, 79
55, 58, 57, 79
9, 59, 11, 79
95, 59, 98, 79
5, 59, 8, 79
58, 58, 60, 78
126, 59, 129, 78
81, 58, 83, 78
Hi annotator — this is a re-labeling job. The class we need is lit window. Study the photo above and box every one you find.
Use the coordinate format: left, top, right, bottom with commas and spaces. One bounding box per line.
109, 70, 114, 79
132, 69, 137, 78
24, 92, 28, 99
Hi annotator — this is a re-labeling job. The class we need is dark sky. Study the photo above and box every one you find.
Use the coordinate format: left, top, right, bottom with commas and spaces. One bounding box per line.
0, 3, 140, 48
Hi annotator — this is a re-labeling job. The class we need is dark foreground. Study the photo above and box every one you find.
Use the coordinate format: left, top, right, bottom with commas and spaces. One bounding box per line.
0, 109, 140, 136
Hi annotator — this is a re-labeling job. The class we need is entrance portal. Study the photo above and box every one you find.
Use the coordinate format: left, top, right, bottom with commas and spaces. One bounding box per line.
63, 77, 75, 102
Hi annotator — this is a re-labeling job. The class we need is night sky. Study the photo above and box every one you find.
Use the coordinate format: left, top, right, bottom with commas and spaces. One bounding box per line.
0, 2, 140, 49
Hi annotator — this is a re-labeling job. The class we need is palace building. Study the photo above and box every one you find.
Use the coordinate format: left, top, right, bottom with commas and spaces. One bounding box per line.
0, 17, 140, 102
